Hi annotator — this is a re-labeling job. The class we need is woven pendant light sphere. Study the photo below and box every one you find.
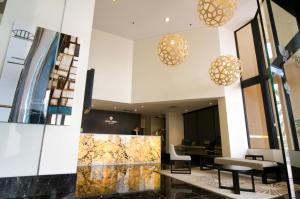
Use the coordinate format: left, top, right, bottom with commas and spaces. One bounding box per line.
158, 33, 189, 66
209, 55, 242, 86
197, 0, 238, 27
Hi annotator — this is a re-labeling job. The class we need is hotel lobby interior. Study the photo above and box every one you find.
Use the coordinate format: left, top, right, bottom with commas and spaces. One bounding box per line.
0, 0, 300, 198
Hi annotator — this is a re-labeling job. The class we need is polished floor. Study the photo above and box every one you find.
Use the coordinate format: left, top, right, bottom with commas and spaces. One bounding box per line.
0, 165, 297, 198
74, 164, 227, 199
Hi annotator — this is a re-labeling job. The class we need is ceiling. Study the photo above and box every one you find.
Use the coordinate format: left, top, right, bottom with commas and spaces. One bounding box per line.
91, 98, 218, 116
93, 0, 257, 40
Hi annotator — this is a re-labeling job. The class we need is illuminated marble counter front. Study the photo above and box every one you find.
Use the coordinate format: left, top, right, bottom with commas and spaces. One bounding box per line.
76, 164, 160, 197
78, 134, 161, 166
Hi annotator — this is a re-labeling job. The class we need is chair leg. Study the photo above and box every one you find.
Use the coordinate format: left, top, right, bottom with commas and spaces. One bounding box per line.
170, 160, 191, 174
262, 172, 268, 184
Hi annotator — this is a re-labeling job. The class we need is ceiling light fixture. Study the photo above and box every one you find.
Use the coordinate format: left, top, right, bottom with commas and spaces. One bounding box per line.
209, 55, 242, 86
165, 17, 170, 23
197, 0, 238, 27
158, 33, 189, 66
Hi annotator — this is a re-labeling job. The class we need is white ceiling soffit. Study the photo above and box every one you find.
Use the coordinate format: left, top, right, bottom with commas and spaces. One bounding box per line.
91, 98, 218, 116
93, 0, 257, 40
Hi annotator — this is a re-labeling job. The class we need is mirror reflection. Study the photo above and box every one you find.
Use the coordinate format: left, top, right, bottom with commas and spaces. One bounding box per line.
0, 22, 80, 125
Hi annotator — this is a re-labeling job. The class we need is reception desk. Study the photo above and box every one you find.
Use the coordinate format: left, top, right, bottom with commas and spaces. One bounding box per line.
78, 134, 161, 166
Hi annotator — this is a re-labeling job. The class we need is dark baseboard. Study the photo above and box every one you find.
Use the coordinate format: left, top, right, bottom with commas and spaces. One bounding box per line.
0, 174, 76, 198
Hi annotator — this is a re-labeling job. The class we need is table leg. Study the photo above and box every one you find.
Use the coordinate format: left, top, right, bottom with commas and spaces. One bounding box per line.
218, 169, 221, 188
200, 157, 203, 170
251, 172, 255, 192
232, 171, 240, 194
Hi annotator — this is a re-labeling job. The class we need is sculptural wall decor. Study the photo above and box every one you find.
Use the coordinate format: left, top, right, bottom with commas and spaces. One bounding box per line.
0, 22, 80, 125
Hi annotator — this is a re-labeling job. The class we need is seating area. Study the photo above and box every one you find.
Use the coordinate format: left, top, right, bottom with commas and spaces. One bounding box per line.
215, 157, 282, 184
170, 144, 191, 174
168, 144, 288, 196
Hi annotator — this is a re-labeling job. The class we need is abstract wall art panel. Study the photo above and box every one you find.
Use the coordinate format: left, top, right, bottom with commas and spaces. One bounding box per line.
0, 22, 80, 125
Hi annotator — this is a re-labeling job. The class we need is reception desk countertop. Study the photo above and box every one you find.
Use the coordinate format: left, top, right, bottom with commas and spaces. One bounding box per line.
78, 133, 161, 166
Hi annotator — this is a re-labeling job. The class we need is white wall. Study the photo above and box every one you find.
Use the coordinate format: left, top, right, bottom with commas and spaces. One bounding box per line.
89, 29, 133, 103
0, 0, 67, 177
0, 0, 38, 74
217, 28, 248, 158
131, 27, 224, 103
38, 0, 95, 175
151, 117, 164, 135
0, 123, 44, 177
166, 112, 184, 153
218, 98, 231, 157
0, 0, 95, 177
88, 27, 225, 104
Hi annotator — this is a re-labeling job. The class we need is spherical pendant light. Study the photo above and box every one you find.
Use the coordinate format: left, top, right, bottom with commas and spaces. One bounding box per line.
158, 33, 189, 66
197, 0, 238, 27
209, 55, 242, 86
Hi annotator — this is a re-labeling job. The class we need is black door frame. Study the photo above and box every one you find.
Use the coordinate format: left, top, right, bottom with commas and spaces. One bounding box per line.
234, 13, 279, 149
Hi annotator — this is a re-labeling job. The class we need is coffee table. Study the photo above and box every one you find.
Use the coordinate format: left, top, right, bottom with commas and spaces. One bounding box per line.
217, 165, 255, 194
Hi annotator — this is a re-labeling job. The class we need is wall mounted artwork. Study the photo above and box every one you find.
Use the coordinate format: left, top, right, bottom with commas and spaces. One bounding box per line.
0, 0, 7, 24
0, 22, 80, 125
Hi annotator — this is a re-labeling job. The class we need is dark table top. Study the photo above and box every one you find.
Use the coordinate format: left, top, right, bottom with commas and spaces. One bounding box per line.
218, 165, 253, 172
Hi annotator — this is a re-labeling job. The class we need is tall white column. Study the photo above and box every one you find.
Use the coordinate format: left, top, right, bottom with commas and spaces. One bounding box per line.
166, 112, 184, 153
218, 27, 248, 158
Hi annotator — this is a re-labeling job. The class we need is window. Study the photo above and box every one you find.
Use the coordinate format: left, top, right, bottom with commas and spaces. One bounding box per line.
243, 85, 270, 148
283, 49, 300, 148
235, 15, 279, 149
236, 24, 259, 80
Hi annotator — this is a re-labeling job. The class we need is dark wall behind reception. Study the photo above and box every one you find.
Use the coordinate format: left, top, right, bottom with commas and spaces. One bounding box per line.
183, 106, 220, 145
81, 110, 141, 135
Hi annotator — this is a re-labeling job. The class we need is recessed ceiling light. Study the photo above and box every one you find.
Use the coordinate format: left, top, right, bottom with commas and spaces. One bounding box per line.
165, 17, 170, 23
112, 0, 117, 2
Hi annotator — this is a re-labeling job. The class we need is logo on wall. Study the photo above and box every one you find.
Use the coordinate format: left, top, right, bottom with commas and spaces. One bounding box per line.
104, 116, 118, 125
